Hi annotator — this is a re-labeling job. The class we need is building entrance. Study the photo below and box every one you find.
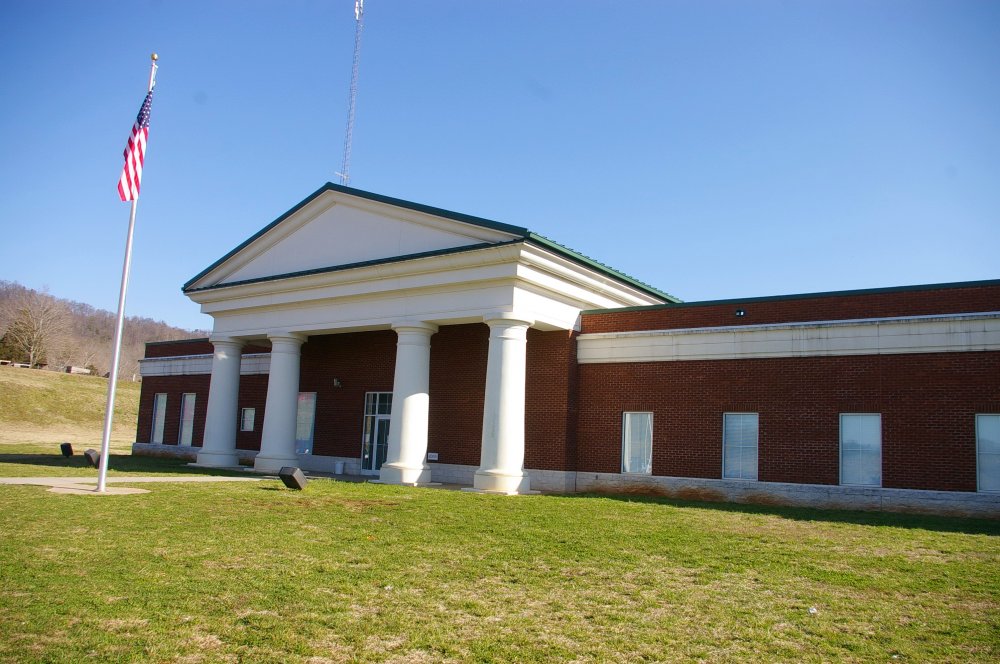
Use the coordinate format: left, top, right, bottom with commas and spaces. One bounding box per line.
361, 392, 392, 474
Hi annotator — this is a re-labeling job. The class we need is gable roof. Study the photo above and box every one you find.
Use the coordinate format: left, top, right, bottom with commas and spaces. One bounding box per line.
182, 182, 680, 303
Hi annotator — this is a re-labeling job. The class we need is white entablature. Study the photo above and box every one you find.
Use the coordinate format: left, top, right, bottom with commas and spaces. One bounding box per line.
183, 184, 673, 337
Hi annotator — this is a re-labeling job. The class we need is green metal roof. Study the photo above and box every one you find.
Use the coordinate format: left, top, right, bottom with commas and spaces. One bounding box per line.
183, 182, 679, 302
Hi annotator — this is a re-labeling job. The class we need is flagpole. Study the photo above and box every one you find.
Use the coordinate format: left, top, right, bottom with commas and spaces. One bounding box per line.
97, 53, 158, 493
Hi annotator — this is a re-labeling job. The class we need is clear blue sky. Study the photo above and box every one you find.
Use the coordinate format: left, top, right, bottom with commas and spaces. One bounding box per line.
2, 0, 998, 332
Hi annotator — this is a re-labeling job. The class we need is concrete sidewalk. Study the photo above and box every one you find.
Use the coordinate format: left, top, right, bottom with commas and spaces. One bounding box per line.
0, 475, 265, 495
0, 472, 473, 495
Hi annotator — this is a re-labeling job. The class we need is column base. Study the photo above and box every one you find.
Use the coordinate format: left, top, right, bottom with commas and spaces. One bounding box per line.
378, 462, 432, 485
196, 449, 241, 468
254, 453, 299, 474
470, 470, 533, 494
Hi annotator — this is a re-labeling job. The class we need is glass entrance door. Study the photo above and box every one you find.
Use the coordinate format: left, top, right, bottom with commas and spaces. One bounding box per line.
361, 416, 390, 473
361, 392, 392, 474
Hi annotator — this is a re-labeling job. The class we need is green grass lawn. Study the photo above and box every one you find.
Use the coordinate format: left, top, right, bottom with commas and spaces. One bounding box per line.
1, 454, 997, 663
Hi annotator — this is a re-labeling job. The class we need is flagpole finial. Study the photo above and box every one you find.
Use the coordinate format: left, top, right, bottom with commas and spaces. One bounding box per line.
151, 53, 158, 62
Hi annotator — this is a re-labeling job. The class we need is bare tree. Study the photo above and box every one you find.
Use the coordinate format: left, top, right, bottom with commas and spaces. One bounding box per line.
0, 289, 70, 367
0, 281, 204, 376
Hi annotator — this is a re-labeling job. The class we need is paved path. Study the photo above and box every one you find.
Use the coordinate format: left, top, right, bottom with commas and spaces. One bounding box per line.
0, 475, 264, 495
0, 473, 474, 495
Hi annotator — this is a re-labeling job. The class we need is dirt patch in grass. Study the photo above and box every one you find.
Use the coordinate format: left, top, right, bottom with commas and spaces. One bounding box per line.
743, 491, 794, 507
587, 485, 729, 503
672, 486, 728, 503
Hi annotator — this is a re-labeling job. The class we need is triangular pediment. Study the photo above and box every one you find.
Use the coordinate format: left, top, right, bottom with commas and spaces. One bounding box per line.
185, 184, 527, 291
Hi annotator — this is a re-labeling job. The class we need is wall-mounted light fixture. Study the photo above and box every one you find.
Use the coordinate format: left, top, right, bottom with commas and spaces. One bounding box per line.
333, 378, 342, 388
735, 309, 746, 318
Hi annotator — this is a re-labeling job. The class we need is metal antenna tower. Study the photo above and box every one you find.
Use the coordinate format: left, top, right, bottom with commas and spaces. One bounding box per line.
339, 0, 365, 185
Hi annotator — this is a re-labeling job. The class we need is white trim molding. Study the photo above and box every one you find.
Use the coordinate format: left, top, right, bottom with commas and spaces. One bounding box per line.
186, 242, 664, 338
138, 353, 271, 377
578, 312, 1000, 364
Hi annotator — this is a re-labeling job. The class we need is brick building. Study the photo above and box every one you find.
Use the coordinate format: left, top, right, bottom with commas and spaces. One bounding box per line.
134, 184, 1000, 516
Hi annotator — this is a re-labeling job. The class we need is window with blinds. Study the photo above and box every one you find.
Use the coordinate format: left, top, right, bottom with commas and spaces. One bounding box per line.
723, 413, 759, 480
622, 412, 653, 475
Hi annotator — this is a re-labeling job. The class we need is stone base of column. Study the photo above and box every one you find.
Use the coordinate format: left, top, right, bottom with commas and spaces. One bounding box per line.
195, 449, 241, 468
377, 462, 433, 485
254, 452, 300, 474
468, 470, 535, 495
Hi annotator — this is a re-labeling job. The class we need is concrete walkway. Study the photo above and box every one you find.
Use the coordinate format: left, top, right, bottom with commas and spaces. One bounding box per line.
0, 475, 264, 495
0, 472, 473, 495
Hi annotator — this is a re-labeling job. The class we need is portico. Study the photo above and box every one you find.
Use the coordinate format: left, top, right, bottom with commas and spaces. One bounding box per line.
181, 184, 669, 492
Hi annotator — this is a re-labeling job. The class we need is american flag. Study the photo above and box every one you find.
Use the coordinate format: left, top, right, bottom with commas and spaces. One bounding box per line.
117, 90, 153, 201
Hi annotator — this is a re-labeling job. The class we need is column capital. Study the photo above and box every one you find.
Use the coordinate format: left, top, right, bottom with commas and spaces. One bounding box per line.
483, 312, 534, 328
208, 335, 244, 349
391, 321, 438, 335
267, 331, 307, 347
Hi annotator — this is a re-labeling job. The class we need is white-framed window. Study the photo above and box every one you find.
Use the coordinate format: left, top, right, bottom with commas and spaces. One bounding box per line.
295, 392, 317, 455
178, 393, 196, 446
240, 407, 256, 432
621, 412, 653, 474
723, 412, 759, 480
840, 413, 881, 487
151, 393, 167, 444
977, 414, 1000, 492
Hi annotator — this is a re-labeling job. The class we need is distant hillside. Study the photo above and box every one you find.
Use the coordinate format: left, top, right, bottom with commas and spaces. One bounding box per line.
0, 365, 140, 452
0, 280, 205, 380
0, 365, 139, 429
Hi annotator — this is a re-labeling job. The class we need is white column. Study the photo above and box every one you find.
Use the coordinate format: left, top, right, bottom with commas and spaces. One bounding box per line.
196, 336, 244, 468
380, 322, 438, 485
254, 332, 306, 473
473, 313, 534, 494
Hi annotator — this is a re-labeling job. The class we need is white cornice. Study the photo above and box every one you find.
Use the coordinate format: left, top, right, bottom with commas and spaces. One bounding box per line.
517, 243, 665, 307
186, 241, 665, 337
139, 353, 271, 377
578, 312, 1000, 364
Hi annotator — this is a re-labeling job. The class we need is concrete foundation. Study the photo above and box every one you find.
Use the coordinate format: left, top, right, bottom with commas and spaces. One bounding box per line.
130, 444, 999, 517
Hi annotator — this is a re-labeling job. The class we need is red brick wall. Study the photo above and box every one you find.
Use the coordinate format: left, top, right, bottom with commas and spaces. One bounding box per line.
140, 340, 269, 451
576, 352, 1000, 491
136, 375, 210, 446
299, 331, 396, 458
235, 375, 268, 451
426, 324, 577, 470
524, 329, 578, 471
144, 339, 270, 358
138, 332, 397, 455
581, 283, 1000, 333
428, 324, 488, 466
144, 339, 212, 358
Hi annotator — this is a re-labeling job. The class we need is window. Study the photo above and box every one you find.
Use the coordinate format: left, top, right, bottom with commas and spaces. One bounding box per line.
240, 407, 256, 432
723, 413, 758, 480
295, 393, 317, 455
840, 414, 881, 486
178, 393, 196, 446
151, 393, 167, 444
622, 412, 653, 474
977, 414, 1000, 492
